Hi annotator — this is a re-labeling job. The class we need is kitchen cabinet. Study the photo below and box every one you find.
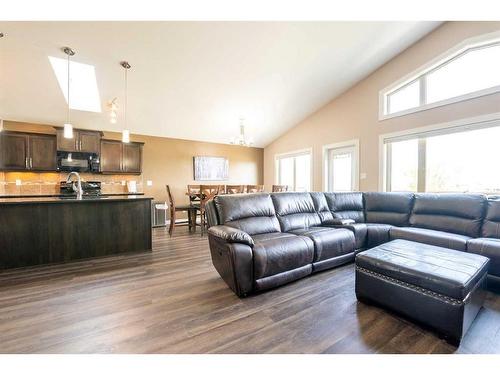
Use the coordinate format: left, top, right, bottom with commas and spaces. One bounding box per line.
0, 131, 56, 171
123, 143, 142, 173
100, 139, 143, 174
56, 128, 102, 153
28, 134, 57, 170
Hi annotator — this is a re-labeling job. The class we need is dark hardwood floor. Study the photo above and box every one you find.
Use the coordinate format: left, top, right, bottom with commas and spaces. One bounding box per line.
1, 226, 500, 354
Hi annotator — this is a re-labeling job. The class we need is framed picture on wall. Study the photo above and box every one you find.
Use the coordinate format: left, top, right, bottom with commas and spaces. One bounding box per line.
193, 156, 229, 181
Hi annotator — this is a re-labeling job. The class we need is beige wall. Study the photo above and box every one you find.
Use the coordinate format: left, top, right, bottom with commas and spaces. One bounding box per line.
1, 121, 264, 204
264, 21, 500, 192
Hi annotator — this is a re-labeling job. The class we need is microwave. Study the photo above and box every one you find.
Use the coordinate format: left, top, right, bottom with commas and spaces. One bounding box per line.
57, 151, 100, 173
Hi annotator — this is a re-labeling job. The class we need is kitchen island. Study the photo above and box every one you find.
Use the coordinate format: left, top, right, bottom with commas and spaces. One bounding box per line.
0, 196, 153, 269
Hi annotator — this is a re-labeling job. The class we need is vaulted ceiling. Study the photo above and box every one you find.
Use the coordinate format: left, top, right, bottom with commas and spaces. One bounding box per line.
0, 22, 441, 146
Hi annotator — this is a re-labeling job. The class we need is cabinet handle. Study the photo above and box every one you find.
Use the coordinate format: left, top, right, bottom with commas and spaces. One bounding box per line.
25, 157, 28, 169
30, 158, 33, 169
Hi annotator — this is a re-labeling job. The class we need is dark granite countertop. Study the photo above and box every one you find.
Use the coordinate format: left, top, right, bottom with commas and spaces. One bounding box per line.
0, 195, 153, 205
0, 192, 145, 199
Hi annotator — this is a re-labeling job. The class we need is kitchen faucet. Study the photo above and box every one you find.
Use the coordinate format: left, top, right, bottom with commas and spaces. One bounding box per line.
66, 171, 83, 199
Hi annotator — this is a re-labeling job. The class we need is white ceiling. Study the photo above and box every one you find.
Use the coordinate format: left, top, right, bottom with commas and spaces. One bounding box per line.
0, 22, 441, 147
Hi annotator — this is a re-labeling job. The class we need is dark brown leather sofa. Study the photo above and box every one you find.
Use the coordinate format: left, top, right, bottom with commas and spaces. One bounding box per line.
206, 191, 500, 297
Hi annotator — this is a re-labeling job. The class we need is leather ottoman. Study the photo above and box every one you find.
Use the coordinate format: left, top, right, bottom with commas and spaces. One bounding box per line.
355, 239, 489, 345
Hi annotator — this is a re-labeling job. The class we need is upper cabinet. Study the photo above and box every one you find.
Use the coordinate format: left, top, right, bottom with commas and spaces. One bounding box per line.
100, 139, 143, 174
0, 131, 56, 171
56, 128, 102, 153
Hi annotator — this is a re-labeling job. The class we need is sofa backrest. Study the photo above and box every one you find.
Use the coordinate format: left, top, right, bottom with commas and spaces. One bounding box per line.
324, 192, 365, 223
271, 192, 321, 232
480, 198, 500, 238
364, 192, 414, 226
410, 193, 486, 237
310, 192, 333, 223
214, 193, 281, 235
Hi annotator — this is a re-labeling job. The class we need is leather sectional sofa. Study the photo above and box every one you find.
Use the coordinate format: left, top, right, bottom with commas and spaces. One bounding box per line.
205, 192, 500, 297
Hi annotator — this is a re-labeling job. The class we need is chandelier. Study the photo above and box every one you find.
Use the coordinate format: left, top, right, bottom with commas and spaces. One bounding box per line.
230, 118, 253, 147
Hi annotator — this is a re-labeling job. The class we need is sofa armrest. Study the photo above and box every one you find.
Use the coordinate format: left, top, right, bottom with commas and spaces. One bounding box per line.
208, 225, 254, 247
208, 231, 254, 297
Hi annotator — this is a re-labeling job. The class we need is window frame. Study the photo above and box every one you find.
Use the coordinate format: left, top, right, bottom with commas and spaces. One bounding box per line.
274, 148, 313, 192
379, 31, 500, 120
379, 112, 500, 193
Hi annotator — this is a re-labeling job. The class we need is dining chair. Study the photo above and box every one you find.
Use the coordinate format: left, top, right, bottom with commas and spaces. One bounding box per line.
199, 185, 220, 235
187, 184, 201, 206
272, 184, 289, 192
225, 185, 245, 194
166, 185, 198, 236
246, 184, 265, 193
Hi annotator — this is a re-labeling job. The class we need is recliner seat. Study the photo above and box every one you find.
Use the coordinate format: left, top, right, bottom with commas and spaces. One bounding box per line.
467, 198, 500, 278
271, 192, 356, 273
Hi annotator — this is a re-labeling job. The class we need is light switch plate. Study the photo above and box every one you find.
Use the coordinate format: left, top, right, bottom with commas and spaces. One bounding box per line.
146, 180, 153, 186
360, 173, 367, 180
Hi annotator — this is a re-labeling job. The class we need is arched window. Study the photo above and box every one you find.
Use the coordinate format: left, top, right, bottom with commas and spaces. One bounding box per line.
380, 32, 500, 119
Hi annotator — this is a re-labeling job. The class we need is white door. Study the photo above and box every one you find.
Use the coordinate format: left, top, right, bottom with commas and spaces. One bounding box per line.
328, 145, 358, 192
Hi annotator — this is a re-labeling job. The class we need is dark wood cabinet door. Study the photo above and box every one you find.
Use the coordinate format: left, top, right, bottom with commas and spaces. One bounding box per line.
100, 140, 123, 173
79, 131, 101, 153
56, 128, 78, 152
29, 134, 57, 171
123, 143, 142, 173
0, 132, 29, 170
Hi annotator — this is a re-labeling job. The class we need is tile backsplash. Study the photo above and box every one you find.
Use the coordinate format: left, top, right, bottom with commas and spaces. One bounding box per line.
0, 171, 143, 196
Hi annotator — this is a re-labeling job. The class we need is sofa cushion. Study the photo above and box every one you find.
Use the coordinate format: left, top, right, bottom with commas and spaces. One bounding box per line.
365, 223, 393, 248
324, 192, 365, 223
271, 192, 321, 232
215, 193, 281, 235
390, 227, 470, 251
467, 238, 500, 277
410, 193, 486, 237
481, 199, 500, 238
356, 239, 490, 300
252, 233, 314, 279
251, 232, 297, 242
289, 227, 355, 262
364, 192, 414, 226
322, 222, 367, 249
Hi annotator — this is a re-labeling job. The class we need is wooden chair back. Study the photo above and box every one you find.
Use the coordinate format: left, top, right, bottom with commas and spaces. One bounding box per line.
200, 185, 220, 198
166, 185, 176, 213
272, 184, 289, 192
225, 185, 245, 194
187, 185, 201, 194
246, 184, 265, 193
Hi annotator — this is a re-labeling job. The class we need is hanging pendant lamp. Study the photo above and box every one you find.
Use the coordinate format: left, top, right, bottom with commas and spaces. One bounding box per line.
121, 61, 131, 143
62, 47, 75, 139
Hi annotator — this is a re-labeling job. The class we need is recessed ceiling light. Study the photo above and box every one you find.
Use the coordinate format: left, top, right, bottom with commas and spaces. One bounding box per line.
48, 56, 102, 113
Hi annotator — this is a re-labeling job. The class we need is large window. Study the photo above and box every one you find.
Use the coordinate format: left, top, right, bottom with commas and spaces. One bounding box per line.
384, 120, 500, 194
380, 32, 500, 119
275, 150, 311, 192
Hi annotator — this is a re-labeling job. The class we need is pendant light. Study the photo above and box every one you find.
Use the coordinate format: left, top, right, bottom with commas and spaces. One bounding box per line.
62, 47, 75, 139
121, 61, 131, 143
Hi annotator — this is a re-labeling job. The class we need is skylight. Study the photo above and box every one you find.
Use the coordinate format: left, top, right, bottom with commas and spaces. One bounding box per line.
48, 56, 101, 113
